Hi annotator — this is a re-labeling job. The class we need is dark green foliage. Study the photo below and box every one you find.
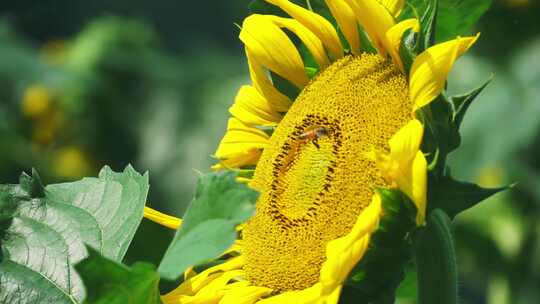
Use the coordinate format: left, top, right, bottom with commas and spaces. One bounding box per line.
158, 172, 258, 280
76, 247, 161, 304
414, 209, 457, 304
0, 166, 149, 304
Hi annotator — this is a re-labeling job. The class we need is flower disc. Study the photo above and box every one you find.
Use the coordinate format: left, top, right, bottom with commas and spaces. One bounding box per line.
243, 54, 414, 291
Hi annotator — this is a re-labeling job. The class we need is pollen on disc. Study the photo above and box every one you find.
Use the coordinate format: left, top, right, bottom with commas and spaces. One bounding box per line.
242, 54, 414, 291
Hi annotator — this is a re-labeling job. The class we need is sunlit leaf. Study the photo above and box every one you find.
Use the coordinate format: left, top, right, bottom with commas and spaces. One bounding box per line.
158, 172, 258, 281
0, 166, 149, 304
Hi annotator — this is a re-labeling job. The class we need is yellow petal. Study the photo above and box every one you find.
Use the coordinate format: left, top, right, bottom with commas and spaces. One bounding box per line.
388, 119, 423, 163
410, 151, 427, 224
220, 285, 273, 304
268, 15, 331, 69
385, 18, 419, 71
410, 34, 480, 111
325, 0, 361, 55
264, 0, 343, 59
257, 283, 323, 304
370, 119, 427, 225
196, 269, 245, 296
344, 0, 396, 56
319, 194, 381, 295
245, 48, 292, 113
161, 256, 245, 302
213, 118, 270, 169
229, 85, 282, 126
143, 206, 182, 229
388, 121, 426, 222
240, 14, 309, 88
378, 0, 405, 17
212, 149, 262, 171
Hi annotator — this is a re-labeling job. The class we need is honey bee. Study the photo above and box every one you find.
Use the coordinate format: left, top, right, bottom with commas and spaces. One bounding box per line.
298, 127, 329, 149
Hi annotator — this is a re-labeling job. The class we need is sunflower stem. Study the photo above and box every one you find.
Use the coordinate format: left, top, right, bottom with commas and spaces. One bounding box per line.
414, 209, 458, 304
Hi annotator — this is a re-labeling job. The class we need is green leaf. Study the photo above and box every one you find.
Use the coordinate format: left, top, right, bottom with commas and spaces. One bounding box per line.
405, 0, 492, 42
414, 209, 457, 304
158, 172, 258, 281
436, 0, 491, 42
428, 175, 508, 219
0, 166, 149, 304
75, 247, 160, 304
451, 76, 492, 129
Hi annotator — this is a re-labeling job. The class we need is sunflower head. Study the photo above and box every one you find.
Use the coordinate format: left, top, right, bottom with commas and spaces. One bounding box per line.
152, 0, 499, 303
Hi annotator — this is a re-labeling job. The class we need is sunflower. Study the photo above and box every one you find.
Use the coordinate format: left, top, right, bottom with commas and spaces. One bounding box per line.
145, 0, 478, 302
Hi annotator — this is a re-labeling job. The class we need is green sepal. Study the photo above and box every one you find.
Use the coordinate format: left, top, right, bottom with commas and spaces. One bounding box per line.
76, 247, 161, 304
428, 174, 509, 220
419, 0, 438, 51
414, 209, 457, 304
344, 189, 417, 303
420, 77, 491, 177
158, 172, 258, 281
451, 76, 493, 129
418, 94, 456, 176
399, 29, 419, 74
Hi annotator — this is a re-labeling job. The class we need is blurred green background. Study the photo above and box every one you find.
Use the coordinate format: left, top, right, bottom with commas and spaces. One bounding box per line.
0, 1, 539, 303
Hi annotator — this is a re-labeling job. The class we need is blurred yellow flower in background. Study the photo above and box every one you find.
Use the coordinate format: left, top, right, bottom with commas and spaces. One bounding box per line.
52, 146, 91, 179
21, 84, 53, 118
